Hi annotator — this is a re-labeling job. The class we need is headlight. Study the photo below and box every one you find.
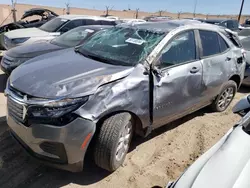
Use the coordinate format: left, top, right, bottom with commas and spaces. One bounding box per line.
43, 97, 88, 107
11, 37, 30, 44
27, 97, 88, 125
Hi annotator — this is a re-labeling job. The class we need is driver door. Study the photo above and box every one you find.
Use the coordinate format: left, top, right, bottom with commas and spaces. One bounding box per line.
153, 30, 203, 128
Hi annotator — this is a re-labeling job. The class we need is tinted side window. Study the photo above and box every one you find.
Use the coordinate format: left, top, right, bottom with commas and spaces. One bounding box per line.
233, 20, 239, 29
101, 20, 116, 25
218, 35, 229, 53
59, 20, 84, 33
85, 19, 99, 25
227, 20, 234, 29
199, 30, 220, 57
159, 30, 196, 67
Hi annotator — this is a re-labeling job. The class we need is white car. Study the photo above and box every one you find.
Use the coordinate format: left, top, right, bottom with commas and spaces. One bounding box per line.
120, 18, 146, 24
3, 15, 117, 50
166, 95, 250, 188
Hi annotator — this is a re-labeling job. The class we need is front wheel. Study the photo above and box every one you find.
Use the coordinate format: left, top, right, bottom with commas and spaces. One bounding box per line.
94, 113, 134, 172
211, 80, 237, 112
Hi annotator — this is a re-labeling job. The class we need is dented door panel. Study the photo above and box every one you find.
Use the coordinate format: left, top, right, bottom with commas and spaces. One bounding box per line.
153, 61, 203, 128
201, 49, 245, 101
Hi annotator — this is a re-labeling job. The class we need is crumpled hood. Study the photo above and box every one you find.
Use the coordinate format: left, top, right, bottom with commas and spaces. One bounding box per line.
5, 28, 53, 39
5, 41, 64, 58
10, 48, 134, 98
174, 125, 250, 188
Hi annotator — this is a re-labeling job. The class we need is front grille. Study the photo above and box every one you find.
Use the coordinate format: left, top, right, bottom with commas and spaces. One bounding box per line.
7, 97, 25, 123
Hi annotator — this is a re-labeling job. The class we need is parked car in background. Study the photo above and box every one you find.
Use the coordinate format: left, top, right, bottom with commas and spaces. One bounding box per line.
120, 19, 146, 24
204, 19, 240, 31
183, 18, 205, 22
238, 33, 250, 86
0, 25, 113, 74
5, 20, 245, 173
100, 15, 119, 20
3, 15, 117, 50
241, 19, 250, 29
0, 8, 58, 50
144, 16, 172, 22
166, 95, 250, 188
238, 28, 250, 40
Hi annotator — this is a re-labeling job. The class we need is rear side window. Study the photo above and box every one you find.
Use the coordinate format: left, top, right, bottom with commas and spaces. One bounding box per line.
59, 19, 84, 33
199, 30, 220, 57
218, 35, 229, 52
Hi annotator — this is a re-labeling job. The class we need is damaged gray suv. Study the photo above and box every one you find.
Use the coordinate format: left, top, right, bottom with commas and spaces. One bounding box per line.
5, 20, 246, 172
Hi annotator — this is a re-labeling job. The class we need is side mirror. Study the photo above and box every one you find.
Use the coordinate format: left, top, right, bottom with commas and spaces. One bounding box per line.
232, 95, 250, 116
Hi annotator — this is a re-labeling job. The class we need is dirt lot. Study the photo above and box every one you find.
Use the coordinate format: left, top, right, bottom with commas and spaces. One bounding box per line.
0, 69, 248, 188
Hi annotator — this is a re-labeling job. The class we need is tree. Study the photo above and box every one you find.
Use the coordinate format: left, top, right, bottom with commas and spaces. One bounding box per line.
65, 2, 70, 15
206, 13, 209, 19
178, 11, 182, 19
11, 0, 17, 23
105, 6, 114, 16
158, 10, 164, 16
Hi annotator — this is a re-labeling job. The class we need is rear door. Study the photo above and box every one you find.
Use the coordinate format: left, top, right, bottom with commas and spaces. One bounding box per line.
152, 30, 203, 128
198, 30, 241, 101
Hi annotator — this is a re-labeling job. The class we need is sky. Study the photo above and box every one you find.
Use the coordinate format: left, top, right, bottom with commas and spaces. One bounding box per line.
1, 0, 249, 15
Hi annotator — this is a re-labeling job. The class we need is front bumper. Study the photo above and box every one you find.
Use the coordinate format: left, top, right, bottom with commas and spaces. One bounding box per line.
7, 115, 96, 172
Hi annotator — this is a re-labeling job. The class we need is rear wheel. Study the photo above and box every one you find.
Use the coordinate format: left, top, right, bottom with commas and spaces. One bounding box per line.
94, 113, 134, 171
211, 80, 237, 112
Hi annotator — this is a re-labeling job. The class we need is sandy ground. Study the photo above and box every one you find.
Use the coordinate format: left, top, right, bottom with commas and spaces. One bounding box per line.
0, 68, 248, 188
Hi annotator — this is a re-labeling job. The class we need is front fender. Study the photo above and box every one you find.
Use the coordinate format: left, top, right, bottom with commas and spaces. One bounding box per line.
74, 64, 150, 129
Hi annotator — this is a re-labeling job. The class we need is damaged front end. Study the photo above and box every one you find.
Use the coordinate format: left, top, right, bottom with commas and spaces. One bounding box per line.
5, 25, 166, 171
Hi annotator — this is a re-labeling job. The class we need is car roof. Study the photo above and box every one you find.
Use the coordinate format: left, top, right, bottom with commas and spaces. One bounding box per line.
58, 15, 116, 21
119, 19, 207, 32
75, 25, 113, 30
205, 19, 238, 23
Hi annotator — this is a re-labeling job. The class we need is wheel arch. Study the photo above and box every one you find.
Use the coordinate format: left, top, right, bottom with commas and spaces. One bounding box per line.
229, 74, 241, 89
96, 110, 145, 137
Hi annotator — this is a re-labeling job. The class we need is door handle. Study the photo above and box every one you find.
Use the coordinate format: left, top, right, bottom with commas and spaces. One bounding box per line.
190, 67, 199, 74
226, 57, 232, 61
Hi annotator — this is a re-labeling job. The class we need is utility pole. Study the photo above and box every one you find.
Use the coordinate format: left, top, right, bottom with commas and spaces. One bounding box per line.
193, 0, 198, 18
11, 0, 17, 23
238, 0, 245, 22
135, 8, 139, 19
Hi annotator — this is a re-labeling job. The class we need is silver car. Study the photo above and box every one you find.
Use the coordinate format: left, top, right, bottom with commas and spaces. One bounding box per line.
5, 20, 245, 172
167, 95, 250, 188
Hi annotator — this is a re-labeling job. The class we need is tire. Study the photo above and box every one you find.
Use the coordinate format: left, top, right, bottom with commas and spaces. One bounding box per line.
211, 80, 237, 112
94, 113, 134, 172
